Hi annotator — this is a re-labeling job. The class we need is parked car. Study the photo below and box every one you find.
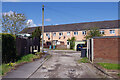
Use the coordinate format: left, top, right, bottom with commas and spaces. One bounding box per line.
77, 44, 83, 51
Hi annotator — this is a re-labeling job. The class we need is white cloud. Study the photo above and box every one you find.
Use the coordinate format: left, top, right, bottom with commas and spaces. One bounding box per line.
45, 18, 51, 22
2, 11, 14, 16
0, 13, 2, 16
38, 24, 42, 26
27, 19, 37, 27
55, 24, 59, 25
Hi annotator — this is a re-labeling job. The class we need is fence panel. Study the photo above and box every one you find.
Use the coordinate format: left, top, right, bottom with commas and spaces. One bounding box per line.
16, 37, 40, 56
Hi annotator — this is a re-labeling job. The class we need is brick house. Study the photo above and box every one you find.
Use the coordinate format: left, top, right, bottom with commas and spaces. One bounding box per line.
20, 20, 120, 49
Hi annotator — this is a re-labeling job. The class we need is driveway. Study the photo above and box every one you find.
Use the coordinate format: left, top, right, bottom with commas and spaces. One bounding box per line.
28, 50, 106, 78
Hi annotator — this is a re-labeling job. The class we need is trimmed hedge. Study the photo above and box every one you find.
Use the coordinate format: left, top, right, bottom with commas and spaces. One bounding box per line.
2, 33, 16, 63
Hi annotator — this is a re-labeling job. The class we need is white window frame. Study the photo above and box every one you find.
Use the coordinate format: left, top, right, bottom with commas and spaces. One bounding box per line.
59, 32, 63, 36
82, 31, 86, 35
46, 33, 50, 37
100, 30, 104, 34
74, 32, 78, 35
53, 33, 56, 36
46, 33, 48, 36
67, 32, 70, 36
110, 30, 115, 34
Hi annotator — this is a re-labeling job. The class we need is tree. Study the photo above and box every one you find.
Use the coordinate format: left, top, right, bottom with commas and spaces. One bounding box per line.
2, 11, 27, 34
85, 27, 103, 39
67, 37, 76, 49
32, 27, 41, 41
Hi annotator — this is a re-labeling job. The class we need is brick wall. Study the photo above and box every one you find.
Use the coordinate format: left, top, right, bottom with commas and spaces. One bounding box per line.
56, 45, 67, 49
93, 37, 120, 63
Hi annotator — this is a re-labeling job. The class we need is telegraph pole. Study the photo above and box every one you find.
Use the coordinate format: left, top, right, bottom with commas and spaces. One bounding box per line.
42, 5, 44, 52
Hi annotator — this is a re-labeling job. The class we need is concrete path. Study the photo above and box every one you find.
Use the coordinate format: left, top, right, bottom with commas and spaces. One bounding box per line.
3, 54, 49, 78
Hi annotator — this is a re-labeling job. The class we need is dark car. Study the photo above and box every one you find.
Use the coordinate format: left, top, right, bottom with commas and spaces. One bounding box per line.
77, 44, 83, 51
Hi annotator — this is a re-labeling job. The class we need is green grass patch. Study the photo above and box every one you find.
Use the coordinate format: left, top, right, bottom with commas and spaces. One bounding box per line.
0, 64, 11, 76
16, 54, 36, 64
77, 57, 89, 63
97, 63, 120, 70
0, 52, 45, 76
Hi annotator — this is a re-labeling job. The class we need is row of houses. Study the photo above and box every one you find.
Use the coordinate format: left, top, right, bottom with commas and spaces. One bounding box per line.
20, 20, 120, 50
19, 20, 120, 64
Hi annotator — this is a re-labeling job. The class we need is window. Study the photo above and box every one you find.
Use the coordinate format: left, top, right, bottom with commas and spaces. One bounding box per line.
46, 33, 48, 36
110, 30, 115, 34
59, 32, 63, 36
53, 33, 56, 36
48, 36, 50, 40
46, 33, 50, 37
74, 32, 78, 35
64, 36, 66, 39
82, 31, 86, 35
100, 30, 104, 34
59, 37, 61, 39
67, 32, 70, 36
67, 42, 69, 45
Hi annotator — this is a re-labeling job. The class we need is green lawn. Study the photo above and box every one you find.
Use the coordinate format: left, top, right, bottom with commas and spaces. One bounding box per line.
77, 57, 89, 63
97, 63, 120, 70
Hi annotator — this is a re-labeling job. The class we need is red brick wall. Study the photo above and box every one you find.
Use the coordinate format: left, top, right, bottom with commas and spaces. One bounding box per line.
93, 38, 120, 63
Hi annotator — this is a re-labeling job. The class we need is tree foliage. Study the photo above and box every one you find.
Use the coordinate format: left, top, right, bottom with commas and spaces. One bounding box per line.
2, 11, 27, 34
84, 27, 103, 39
32, 27, 41, 41
67, 37, 76, 49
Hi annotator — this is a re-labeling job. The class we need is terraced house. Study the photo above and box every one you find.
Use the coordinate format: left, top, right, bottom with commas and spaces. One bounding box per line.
20, 20, 120, 49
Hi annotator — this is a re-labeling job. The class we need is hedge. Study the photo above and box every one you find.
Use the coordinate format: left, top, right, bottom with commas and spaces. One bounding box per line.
2, 33, 16, 63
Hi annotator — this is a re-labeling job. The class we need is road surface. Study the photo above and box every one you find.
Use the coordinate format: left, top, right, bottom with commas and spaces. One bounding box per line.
28, 50, 106, 78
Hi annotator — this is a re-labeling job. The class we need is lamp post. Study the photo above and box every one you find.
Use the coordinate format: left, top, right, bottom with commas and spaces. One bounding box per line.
42, 5, 44, 52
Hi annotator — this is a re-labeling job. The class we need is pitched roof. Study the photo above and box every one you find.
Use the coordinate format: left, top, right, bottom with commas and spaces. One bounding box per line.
19, 20, 120, 34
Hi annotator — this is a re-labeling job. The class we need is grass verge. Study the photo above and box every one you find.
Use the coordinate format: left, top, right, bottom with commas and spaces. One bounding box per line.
0, 52, 45, 76
77, 57, 89, 63
97, 63, 120, 70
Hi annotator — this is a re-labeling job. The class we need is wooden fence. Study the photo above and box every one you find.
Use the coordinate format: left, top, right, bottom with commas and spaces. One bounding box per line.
16, 37, 40, 56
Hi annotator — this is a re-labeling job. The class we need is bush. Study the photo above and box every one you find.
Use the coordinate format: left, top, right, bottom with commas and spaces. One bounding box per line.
2, 33, 16, 63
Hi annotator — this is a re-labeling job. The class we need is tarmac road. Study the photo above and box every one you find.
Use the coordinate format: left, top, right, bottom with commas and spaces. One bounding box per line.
28, 50, 106, 78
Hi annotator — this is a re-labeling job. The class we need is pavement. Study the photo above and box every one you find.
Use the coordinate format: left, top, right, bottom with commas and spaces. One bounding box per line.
2, 50, 108, 79
2, 54, 49, 78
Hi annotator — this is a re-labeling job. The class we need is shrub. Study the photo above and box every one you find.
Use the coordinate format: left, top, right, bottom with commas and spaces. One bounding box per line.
2, 33, 16, 63
67, 37, 76, 49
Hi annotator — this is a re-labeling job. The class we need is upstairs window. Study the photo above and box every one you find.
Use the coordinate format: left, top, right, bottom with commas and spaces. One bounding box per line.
59, 32, 63, 36
53, 33, 56, 36
100, 30, 104, 34
74, 32, 78, 35
82, 31, 86, 35
64, 36, 66, 39
67, 32, 70, 36
110, 30, 115, 34
46, 33, 49, 36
